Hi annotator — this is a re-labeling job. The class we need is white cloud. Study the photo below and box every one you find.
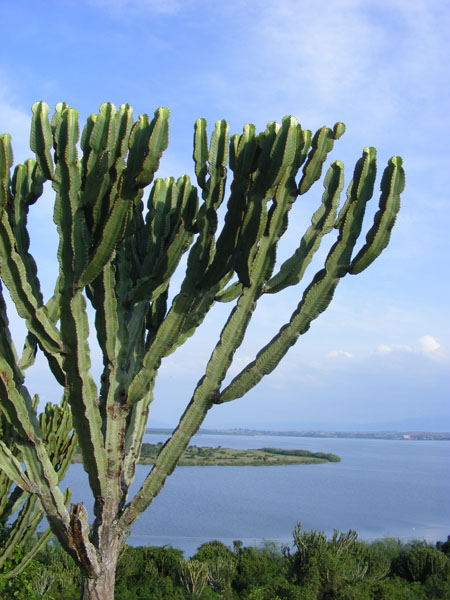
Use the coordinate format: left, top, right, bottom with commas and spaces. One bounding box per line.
377, 343, 412, 354
328, 350, 353, 359
377, 335, 442, 358
256, 1, 381, 98
418, 335, 441, 355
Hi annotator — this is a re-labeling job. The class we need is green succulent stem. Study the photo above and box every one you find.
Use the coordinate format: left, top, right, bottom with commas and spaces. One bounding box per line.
0, 103, 403, 599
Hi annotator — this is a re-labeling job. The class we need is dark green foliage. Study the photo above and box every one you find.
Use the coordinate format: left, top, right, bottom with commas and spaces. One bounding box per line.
0, 558, 44, 600
178, 558, 210, 599
261, 448, 340, 462
365, 537, 403, 563
0, 535, 44, 600
2, 529, 449, 599
233, 542, 288, 595
192, 540, 234, 564
287, 523, 391, 599
392, 541, 450, 584
118, 544, 184, 582
423, 570, 450, 599
115, 545, 185, 600
337, 577, 425, 600
370, 577, 426, 600
192, 540, 236, 597
31, 540, 81, 599
436, 535, 450, 556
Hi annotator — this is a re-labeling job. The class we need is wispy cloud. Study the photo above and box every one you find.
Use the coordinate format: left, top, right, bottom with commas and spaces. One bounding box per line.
377, 334, 443, 359
0, 74, 31, 164
209, 0, 450, 147
328, 350, 353, 359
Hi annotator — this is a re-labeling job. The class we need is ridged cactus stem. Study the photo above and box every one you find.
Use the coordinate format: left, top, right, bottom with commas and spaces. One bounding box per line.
0, 393, 76, 576
120, 153, 312, 526
219, 150, 400, 402
119, 275, 265, 529
0, 102, 403, 600
119, 390, 212, 530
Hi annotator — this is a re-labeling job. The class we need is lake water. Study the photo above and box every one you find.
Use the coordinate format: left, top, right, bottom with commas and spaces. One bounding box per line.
61, 433, 450, 557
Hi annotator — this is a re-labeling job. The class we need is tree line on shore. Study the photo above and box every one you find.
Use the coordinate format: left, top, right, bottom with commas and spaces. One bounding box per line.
1, 522, 449, 599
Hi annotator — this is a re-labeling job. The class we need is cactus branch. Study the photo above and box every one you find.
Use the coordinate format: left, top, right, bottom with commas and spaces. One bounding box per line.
0, 103, 403, 599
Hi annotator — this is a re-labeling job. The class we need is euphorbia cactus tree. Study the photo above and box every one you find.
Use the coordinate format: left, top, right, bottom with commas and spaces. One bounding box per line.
0, 398, 76, 579
0, 101, 404, 599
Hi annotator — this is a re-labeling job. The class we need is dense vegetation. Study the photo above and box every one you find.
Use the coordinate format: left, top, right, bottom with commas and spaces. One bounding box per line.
1, 524, 448, 599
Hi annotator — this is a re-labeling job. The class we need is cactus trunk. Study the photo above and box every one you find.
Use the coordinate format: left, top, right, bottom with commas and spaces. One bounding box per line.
79, 531, 122, 600
0, 102, 404, 600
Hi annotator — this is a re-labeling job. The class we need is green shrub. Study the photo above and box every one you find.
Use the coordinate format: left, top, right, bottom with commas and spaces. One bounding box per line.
287, 523, 391, 599
371, 576, 425, 600
423, 570, 450, 599
366, 537, 403, 563
0, 557, 45, 600
234, 543, 287, 595
31, 540, 80, 599
8, 528, 448, 599
436, 535, 450, 556
115, 544, 185, 599
193, 540, 235, 564
392, 541, 450, 584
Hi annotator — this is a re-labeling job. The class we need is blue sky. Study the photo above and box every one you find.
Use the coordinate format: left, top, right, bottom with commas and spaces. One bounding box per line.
0, 0, 449, 430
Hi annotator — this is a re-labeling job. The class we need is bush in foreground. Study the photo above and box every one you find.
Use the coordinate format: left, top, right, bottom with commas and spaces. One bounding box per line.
1, 528, 449, 599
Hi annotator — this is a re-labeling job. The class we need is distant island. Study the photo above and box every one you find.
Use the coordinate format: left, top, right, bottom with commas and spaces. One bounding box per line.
138, 443, 341, 466
72, 444, 341, 466
146, 427, 450, 441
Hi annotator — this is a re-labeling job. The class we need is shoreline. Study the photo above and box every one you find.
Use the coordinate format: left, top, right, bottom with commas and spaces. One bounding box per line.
146, 427, 450, 441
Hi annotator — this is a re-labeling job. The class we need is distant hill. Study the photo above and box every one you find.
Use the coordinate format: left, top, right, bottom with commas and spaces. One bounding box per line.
146, 427, 450, 441
148, 415, 450, 434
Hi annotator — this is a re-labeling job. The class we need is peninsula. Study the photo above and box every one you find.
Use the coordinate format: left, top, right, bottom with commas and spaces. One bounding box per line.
137, 443, 340, 466
72, 444, 341, 466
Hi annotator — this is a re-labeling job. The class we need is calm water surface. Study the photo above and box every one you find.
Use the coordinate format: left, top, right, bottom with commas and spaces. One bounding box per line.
62, 433, 450, 556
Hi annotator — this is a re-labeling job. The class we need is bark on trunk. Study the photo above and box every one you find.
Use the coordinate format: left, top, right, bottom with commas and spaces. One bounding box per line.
81, 568, 116, 600
79, 538, 121, 600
